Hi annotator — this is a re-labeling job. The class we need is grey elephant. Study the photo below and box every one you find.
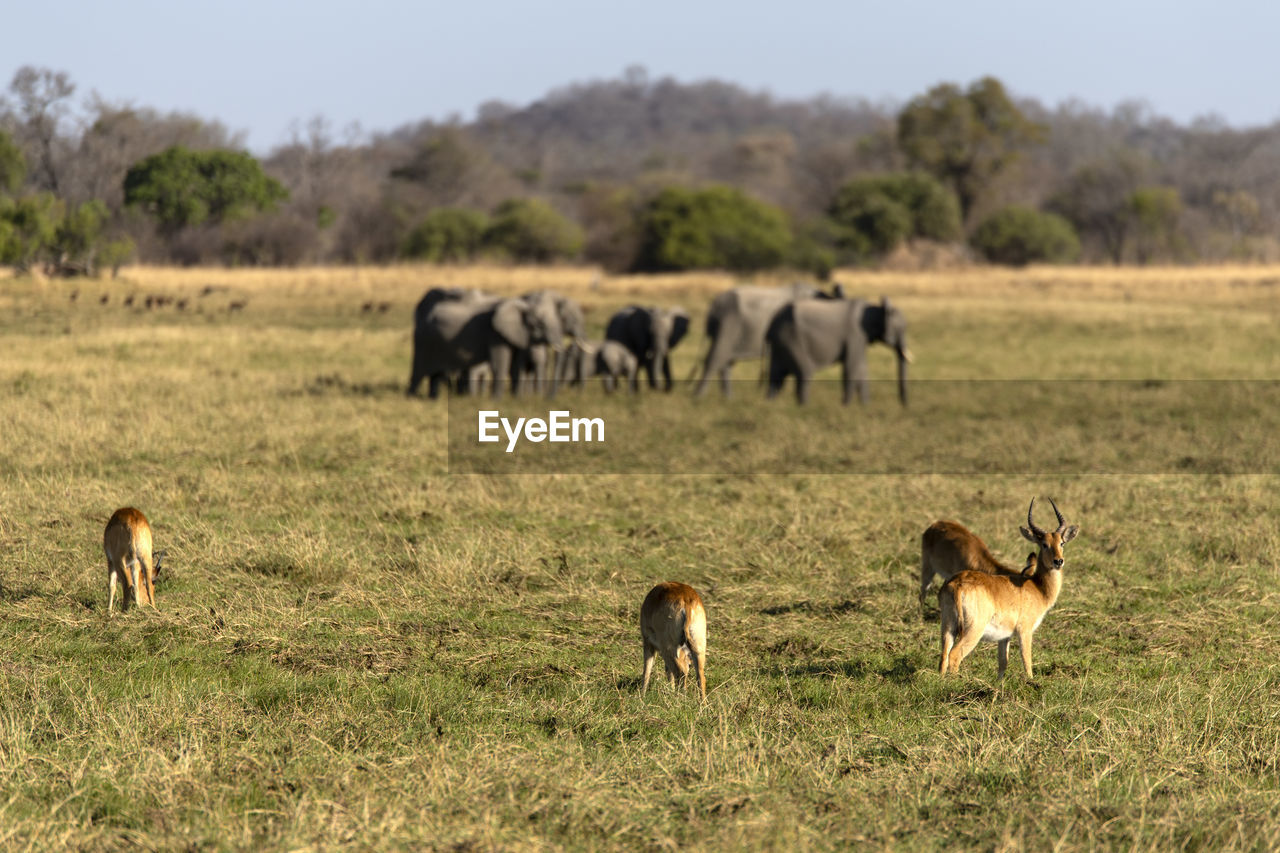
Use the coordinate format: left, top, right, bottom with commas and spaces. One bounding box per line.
695, 282, 844, 397
408, 288, 562, 398
605, 305, 690, 392
765, 296, 910, 405
408, 288, 495, 396
552, 339, 638, 393
512, 291, 586, 394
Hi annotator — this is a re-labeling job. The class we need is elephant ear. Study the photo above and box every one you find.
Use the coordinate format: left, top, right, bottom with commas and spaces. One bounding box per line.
559, 299, 586, 341
492, 299, 531, 348
669, 309, 690, 348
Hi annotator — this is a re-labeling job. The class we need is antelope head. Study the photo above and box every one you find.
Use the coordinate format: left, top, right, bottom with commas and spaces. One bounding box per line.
1019, 497, 1079, 570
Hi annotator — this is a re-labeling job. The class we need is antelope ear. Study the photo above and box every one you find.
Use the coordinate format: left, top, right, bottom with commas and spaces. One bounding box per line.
1019, 526, 1039, 543
492, 300, 530, 348
1061, 525, 1080, 543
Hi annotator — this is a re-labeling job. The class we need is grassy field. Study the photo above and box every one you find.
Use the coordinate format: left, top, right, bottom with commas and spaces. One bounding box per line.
1, 263, 1279, 850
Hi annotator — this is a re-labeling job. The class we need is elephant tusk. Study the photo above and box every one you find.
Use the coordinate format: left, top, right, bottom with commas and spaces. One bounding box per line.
901, 348, 914, 364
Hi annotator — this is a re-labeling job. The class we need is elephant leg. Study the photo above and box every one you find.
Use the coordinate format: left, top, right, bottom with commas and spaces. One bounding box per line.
844, 353, 870, 406
795, 367, 812, 404
489, 347, 512, 399
766, 356, 787, 399
428, 374, 443, 399
697, 332, 736, 397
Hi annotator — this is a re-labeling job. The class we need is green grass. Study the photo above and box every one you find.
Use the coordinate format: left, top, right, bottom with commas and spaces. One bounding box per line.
1, 268, 1279, 850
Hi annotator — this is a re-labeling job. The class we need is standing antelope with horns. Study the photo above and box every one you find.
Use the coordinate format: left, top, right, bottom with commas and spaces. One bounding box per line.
640, 582, 707, 701
104, 507, 162, 614
939, 498, 1079, 679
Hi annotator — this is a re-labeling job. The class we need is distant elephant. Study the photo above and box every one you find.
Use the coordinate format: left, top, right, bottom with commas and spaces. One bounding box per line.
408, 288, 562, 398
605, 305, 690, 392
408, 288, 497, 396
552, 339, 639, 393
513, 291, 586, 395
695, 282, 843, 397
765, 296, 910, 405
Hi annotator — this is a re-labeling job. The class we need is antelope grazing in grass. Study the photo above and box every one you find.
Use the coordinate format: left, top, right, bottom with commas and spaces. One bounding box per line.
920, 517, 1038, 613
939, 498, 1079, 679
640, 582, 707, 701
104, 508, 163, 614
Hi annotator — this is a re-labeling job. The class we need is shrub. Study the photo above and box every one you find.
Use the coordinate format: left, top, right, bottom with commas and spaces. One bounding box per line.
402, 208, 489, 262
123, 146, 288, 237
483, 198, 583, 262
827, 172, 962, 259
970, 206, 1080, 266
0, 193, 62, 273
633, 185, 791, 272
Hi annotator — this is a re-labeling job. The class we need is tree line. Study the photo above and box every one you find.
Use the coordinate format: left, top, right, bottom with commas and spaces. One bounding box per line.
2, 64, 1277, 276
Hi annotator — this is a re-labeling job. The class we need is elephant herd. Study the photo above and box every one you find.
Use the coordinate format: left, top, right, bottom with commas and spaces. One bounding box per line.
407, 282, 911, 404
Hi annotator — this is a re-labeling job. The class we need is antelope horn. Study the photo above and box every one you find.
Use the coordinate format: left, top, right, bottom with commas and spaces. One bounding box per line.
1049, 497, 1066, 532
1027, 497, 1046, 538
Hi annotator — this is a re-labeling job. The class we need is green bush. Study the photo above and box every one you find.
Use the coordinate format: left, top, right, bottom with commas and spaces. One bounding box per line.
483, 198, 583, 262
634, 185, 792, 272
123, 146, 288, 236
970, 206, 1081, 266
98, 237, 135, 276
0, 193, 62, 272
402, 208, 489, 262
827, 172, 962, 259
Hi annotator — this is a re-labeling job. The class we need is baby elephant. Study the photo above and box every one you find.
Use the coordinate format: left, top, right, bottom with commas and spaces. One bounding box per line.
640, 582, 707, 701
554, 340, 638, 393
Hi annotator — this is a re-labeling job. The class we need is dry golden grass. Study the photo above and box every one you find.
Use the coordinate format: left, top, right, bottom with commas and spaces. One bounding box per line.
2, 263, 1280, 850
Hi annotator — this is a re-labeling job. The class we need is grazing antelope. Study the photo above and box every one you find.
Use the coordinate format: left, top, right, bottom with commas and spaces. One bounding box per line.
640, 582, 707, 701
920, 517, 1037, 613
104, 508, 162, 614
939, 498, 1079, 679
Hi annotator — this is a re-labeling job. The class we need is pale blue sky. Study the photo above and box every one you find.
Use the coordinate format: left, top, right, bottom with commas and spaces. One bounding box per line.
4, 0, 1277, 152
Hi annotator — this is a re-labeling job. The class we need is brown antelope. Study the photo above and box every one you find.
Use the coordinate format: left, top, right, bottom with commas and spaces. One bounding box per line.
920, 517, 1037, 612
939, 498, 1079, 679
640, 582, 707, 701
104, 507, 162, 614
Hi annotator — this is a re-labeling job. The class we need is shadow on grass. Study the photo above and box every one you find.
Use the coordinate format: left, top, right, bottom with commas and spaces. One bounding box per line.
292, 374, 405, 398
0, 584, 54, 604
766, 654, 921, 683
759, 599, 866, 617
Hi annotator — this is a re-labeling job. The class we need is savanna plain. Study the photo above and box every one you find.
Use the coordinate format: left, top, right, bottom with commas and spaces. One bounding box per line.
2, 264, 1280, 851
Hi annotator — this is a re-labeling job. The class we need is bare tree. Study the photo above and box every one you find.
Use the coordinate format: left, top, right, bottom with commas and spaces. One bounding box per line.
6, 66, 76, 194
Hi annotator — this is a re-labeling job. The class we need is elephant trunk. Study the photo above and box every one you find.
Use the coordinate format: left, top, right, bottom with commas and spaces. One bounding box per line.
651, 339, 668, 390
895, 339, 911, 406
